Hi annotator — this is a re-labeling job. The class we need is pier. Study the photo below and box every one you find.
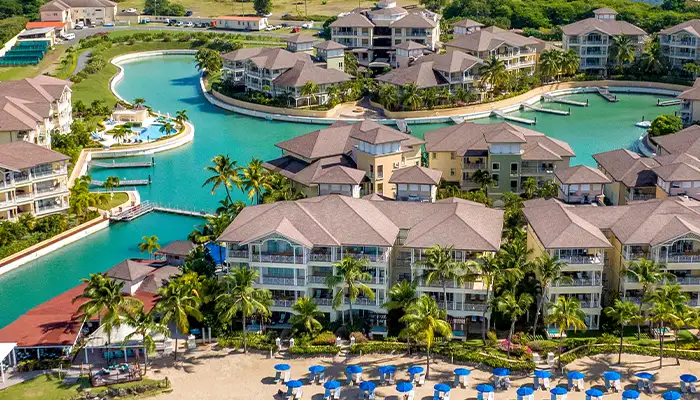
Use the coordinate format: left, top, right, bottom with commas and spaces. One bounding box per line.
596, 87, 618, 102
543, 94, 588, 107
89, 157, 155, 169
450, 116, 465, 124
395, 119, 411, 133
110, 201, 212, 221
657, 98, 681, 107
491, 110, 536, 125
91, 176, 151, 187
521, 103, 570, 116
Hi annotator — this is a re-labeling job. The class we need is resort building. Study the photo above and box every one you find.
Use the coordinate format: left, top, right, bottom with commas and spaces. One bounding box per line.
286, 34, 317, 54
212, 16, 268, 31
40, 0, 117, 28
660, 20, 700, 69
561, 8, 647, 76
525, 196, 700, 315
554, 165, 612, 204
329, 0, 441, 68
218, 194, 503, 335
424, 122, 575, 200
263, 120, 424, 199
444, 26, 539, 75
220, 48, 351, 107
313, 40, 347, 71
377, 50, 483, 94
453, 18, 483, 36
0, 141, 70, 221
677, 78, 700, 126
393, 40, 427, 68
0, 75, 73, 147
592, 149, 660, 205
389, 165, 441, 202
156, 240, 197, 267
653, 125, 700, 158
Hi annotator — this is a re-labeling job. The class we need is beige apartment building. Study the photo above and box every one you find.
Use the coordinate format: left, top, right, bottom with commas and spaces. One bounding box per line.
561, 8, 647, 76
40, 0, 117, 28
219, 194, 503, 335
0, 141, 70, 221
660, 20, 700, 69
330, 0, 440, 67
424, 122, 574, 200
677, 78, 700, 126
0, 76, 73, 148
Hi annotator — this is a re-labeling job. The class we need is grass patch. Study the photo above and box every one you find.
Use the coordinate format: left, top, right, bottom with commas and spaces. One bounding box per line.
0, 45, 69, 81
0, 373, 161, 400
97, 191, 130, 210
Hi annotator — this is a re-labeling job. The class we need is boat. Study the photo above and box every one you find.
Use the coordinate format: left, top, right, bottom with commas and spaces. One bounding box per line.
635, 121, 652, 128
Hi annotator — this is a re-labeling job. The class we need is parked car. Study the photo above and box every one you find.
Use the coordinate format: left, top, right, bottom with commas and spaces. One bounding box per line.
198, 22, 209, 28
74, 24, 83, 29
264, 26, 274, 31
291, 27, 301, 33
61, 33, 76, 40
140, 18, 150, 24
301, 22, 313, 29
184, 21, 194, 27
185, 10, 193, 16
275, 25, 282, 29
176, 21, 184, 27
168, 19, 177, 26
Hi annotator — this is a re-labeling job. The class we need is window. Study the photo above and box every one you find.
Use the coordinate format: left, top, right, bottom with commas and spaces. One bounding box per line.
432, 152, 437, 159
510, 163, 518, 175
451, 152, 455, 160
450, 168, 455, 176
377, 165, 384, 179
492, 162, 500, 171
683, 181, 692, 188
510, 180, 518, 191
377, 183, 384, 194
398, 184, 407, 191
492, 174, 499, 187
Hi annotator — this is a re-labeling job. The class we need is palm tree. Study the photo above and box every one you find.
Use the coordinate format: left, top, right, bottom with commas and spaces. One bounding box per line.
545, 296, 587, 369
216, 267, 271, 352
241, 158, 268, 205
290, 297, 324, 334
111, 128, 128, 144
472, 169, 495, 195
400, 295, 451, 378
139, 235, 160, 259
216, 198, 246, 217
378, 84, 399, 111
538, 50, 563, 82
480, 56, 506, 96
522, 177, 538, 200
647, 284, 688, 367
326, 256, 374, 327
610, 35, 637, 66
625, 258, 673, 338
159, 121, 175, 136
415, 245, 476, 311
156, 275, 203, 361
122, 304, 170, 375
327, 85, 341, 106
103, 176, 120, 199
203, 155, 241, 203
684, 62, 700, 79
383, 280, 417, 334
134, 98, 146, 107
300, 81, 319, 106
496, 292, 533, 357
474, 252, 503, 342
421, 87, 438, 109
531, 254, 571, 337
604, 299, 641, 365
344, 52, 359, 75
401, 83, 422, 111
561, 49, 580, 76
454, 87, 469, 103
175, 109, 189, 124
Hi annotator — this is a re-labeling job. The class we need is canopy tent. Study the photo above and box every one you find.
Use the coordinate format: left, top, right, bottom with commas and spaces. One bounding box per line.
82, 321, 169, 364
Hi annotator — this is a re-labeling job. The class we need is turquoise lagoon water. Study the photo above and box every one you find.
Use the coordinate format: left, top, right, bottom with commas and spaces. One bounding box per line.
0, 55, 675, 328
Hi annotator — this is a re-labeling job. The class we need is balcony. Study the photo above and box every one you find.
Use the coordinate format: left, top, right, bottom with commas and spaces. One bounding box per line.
625, 192, 656, 202
0, 198, 15, 208
345, 297, 381, 306
445, 302, 487, 312
312, 298, 334, 306
35, 203, 67, 214
309, 253, 333, 262
623, 252, 650, 262
521, 166, 554, 175
32, 167, 67, 179
462, 162, 486, 170
228, 249, 248, 259
307, 275, 331, 284
35, 185, 67, 196
558, 254, 603, 265
674, 276, 700, 285
344, 252, 388, 263
552, 278, 596, 287
273, 299, 295, 308
14, 193, 34, 202
14, 175, 29, 184
361, 275, 387, 285
256, 276, 305, 286
666, 254, 700, 264
257, 254, 304, 264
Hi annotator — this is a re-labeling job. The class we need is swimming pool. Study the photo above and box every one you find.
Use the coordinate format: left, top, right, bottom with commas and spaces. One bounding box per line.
131, 123, 176, 141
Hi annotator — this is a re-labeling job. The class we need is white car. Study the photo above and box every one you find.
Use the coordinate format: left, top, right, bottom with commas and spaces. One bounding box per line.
184, 22, 194, 27
274, 25, 282, 29
264, 26, 274, 31
62, 33, 76, 40
301, 22, 313, 29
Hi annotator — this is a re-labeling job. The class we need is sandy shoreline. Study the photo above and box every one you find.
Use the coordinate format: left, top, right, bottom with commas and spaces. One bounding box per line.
145, 346, 700, 399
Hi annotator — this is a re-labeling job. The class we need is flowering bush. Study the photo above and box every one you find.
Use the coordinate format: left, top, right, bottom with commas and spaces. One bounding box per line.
311, 331, 336, 346
350, 332, 368, 344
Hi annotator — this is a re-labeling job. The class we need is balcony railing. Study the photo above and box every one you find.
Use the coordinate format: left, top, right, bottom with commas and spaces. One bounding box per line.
666, 254, 700, 263
36, 204, 66, 213
558, 255, 603, 265
273, 299, 295, 308
35, 185, 67, 195
14, 193, 33, 201
462, 162, 485, 170
309, 253, 333, 262
229, 250, 248, 258
361, 275, 387, 285
688, 299, 700, 306
257, 276, 305, 286
307, 275, 331, 284
445, 302, 487, 311
674, 276, 700, 285
344, 252, 388, 263
0, 198, 15, 207
553, 278, 596, 287
312, 298, 334, 306
625, 192, 656, 202
623, 252, 649, 261
521, 166, 554, 174
344, 298, 381, 306
32, 168, 67, 179
258, 254, 304, 264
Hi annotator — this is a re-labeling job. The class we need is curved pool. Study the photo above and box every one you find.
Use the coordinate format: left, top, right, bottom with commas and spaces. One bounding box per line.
0, 54, 675, 328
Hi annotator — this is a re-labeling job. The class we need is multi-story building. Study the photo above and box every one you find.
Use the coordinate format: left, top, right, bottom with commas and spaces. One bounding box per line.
592, 149, 660, 205
653, 124, 700, 158
524, 199, 611, 329
677, 78, 700, 126
286, 34, 317, 54
554, 165, 612, 204
389, 165, 441, 202
218, 194, 503, 334
221, 48, 352, 107
40, 0, 117, 28
0, 75, 73, 148
263, 120, 424, 199
453, 18, 483, 36
445, 26, 539, 75
424, 122, 574, 201
377, 50, 482, 94
313, 40, 347, 71
527, 196, 700, 314
561, 8, 647, 76
0, 141, 70, 221
660, 20, 700, 69
330, 0, 440, 67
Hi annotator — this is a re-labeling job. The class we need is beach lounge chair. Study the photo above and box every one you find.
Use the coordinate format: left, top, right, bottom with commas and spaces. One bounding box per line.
543, 378, 551, 389
691, 383, 697, 394
333, 387, 342, 400
418, 374, 426, 386
295, 388, 303, 399
504, 377, 512, 389
354, 373, 362, 384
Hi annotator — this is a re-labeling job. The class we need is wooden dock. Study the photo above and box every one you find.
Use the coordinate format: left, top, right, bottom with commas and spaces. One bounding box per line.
450, 116, 465, 124
521, 103, 570, 116
543, 94, 588, 107
491, 110, 536, 125
596, 87, 618, 102
92, 177, 151, 187
395, 119, 411, 133
657, 98, 681, 106
89, 157, 154, 169
110, 201, 212, 221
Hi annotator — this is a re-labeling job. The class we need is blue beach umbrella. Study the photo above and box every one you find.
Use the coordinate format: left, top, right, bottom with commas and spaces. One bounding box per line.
286, 380, 303, 388
635, 372, 653, 380
275, 364, 291, 371
477, 384, 495, 393
622, 390, 640, 400
346, 365, 363, 374
396, 382, 414, 393
360, 381, 376, 391
309, 365, 325, 374
434, 383, 451, 392
493, 367, 511, 376
662, 391, 681, 400
681, 374, 698, 383
535, 370, 552, 378
551, 387, 568, 395
568, 371, 584, 380
407, 366, 424, 375
454, 368, 471, 376
585, 388, 604, 400
324, 380, 340, 390
518, 386, 535, 396
604, 371, 621, 381
379, 365, 396, 374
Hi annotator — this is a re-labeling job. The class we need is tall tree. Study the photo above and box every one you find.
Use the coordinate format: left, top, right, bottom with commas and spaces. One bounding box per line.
604, 299, 641, 365
156, 274, 204, 361
647, 284, 688, 367
400, 295, 452, 378
531, 254, 571, 337
139, 235, 160, 259
625, 258, 673, 339
545, 296, 586, 369
561, 49, 580, 76
401, 83, 422, 111
480, 56, 506, 95
496, 292, 533, 357
415, 245, 476, 311
216, 267, 271, 352
379, 84, 399, 111
122, 304, 170, 375
203, 155, 241, 203
610, 35, 637, 66
290, 297, 324, 334
474, 253, 503, 342
472, 169, 496, 195
300, 81, 320, 106
326, 256, 374, 327
103, 176, 120, 199
241, 158, 268, 205
382, 280, 417, 335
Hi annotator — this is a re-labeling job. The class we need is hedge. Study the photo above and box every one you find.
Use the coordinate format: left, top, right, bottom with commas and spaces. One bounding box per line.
289, 345, 340, 356
434, 347, 536, 371
560, 343, 700, 365
349, 342, 408, 355
16, 359, 71, 372
217, 333, 277, 352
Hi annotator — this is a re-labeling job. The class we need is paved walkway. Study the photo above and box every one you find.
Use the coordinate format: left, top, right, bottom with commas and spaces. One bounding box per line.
72, 50, 92, 76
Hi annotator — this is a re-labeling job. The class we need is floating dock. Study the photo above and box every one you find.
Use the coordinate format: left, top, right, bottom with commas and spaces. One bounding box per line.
491, 110, 536, 125
91, 177, 151, 187
657, 98, 681, 106
521, 103, 570, 116
89, 157, 155, 169
543, 94, 588, 107
596, 87, 618, 102
450, 116, 465, 124
395, 119, 411, 133
110, 201, 212, 221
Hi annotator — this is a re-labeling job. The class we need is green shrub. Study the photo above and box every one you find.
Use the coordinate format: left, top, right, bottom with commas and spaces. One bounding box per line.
486, 331, 498, 347
349, 342, 408, 354
649, 114, 683, 137
311, 331, 336, 346
289, 345, 339, 355
16, 359, 70, 372
350, 331, 368, 344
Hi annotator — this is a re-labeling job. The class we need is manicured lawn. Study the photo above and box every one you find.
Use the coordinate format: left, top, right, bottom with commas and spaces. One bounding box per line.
0, 373, 161, 400
98, 191, 130, 210
0, 45, 69, 81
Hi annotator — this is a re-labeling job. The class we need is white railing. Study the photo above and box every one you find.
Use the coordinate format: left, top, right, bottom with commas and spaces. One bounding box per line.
32, 168, 67, 179
0, 198, 15, 207
307, 275, 331, 284
688, 299, 700, 306
675, 276, 700, 285
312, 298, 333, 306
309, 253, 333, 262
36, 204, 67, 214
258, 254, 304, 264
558, 255, 603, 265
273, 299, 295, 308
14, 193, 33, 201
666, 254, 700, 264
228, 250, 248, 258
35, 185, 67, 195
345, 252, 388, 263
258, 276, 305, 286
553, 278, 595, 287
361, 275, 387, 285
521, 166, 554, 174
345, 298, 381, 306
